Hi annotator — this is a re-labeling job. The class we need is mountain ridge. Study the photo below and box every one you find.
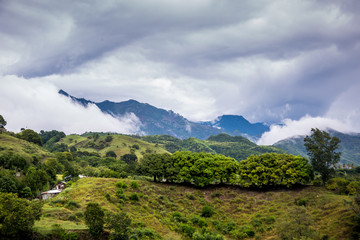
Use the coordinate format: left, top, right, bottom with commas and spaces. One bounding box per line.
58, 90, 269, 140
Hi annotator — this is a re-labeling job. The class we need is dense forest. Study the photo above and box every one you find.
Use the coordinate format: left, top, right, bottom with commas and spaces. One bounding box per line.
1, 115, 360, 239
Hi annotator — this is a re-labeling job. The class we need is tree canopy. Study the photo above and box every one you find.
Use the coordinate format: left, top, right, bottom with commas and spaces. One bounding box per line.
0, 192, 42, 238
304, 128, 341, 185
0, 114, 6, 130
238, 153, 313, 187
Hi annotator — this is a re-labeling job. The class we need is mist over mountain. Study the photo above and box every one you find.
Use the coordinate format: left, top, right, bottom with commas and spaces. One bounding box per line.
59, 90, 270, 140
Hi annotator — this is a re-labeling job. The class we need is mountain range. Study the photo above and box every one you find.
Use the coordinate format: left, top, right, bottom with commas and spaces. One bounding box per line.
59, 90, 269, 140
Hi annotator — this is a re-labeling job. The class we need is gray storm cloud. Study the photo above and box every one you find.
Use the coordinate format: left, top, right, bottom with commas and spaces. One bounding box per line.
0, 0, 359, 138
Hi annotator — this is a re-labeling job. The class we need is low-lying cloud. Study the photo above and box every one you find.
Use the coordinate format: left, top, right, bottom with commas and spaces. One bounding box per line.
257, 115, 354, 145
0, 75, 142, 134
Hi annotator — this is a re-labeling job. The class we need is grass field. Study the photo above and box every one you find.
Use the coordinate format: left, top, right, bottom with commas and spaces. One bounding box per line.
36, 177, 356, 239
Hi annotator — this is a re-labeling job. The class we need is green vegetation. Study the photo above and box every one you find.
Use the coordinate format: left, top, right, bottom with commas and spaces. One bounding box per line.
84, 202, 105, 239
0, 116, 359, 239
141, 133, 285, 162
239, 153, 313, 187
35, 177, 355, 239
305, 128, 341, 185
0, 192, 42, 238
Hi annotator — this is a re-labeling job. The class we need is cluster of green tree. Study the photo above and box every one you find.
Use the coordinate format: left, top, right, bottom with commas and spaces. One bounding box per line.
0, 151, 71, 197
39, 130, 67, 152
239, 153, 313, 187
139, 151, 313, 188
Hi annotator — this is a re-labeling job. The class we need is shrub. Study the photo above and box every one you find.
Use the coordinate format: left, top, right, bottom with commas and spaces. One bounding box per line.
191, 215, 208, 227
223, 222, 236, 234
119, 171, 128, 178
326, 177, 348, 194
130, 228, 160, 239
172, 211, 187, 223
187, 194, 195, 200
84, 203, 105, 240
65, 201, 80, 210
241, 225, 255, 237
201, 205, 214, 218
131, 181, 139, 189
129, 193, 139, 201
261, 216, 275, 224
295, 198, 308, 207
179, 223, 195, 238
68, 214, 77, 221
116, 181, 128, 189
105, 135, 113, 142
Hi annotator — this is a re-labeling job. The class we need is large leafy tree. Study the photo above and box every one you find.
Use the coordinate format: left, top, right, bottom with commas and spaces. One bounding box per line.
138, 153, 174, 182
84, 203, 105, 239
304, 128, 341, 185
0, 114, 6, 131
106, 212, 132, 240
0, 192, 42, 238
16, 129, 43, 146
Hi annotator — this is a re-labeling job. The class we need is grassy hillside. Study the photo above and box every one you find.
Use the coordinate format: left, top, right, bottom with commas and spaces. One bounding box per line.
59, 133, 169, 159
0, 133, 52, 163
35, 177, 356, 239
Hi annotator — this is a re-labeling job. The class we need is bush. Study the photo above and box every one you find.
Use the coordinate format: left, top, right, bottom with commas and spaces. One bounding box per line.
261, 216, 275, 224
130, 227, 160, 239
105, 135, 113, 142
68, 214, 77, 221
179, 223, 195, 238
129, 193, 139, 201
191, 215, 208, 227
65, 201, 80, 210
223, 222, 236, 234
119, 171, 128, 178
201, 205, 214, 218
172, 211, 187, 223
295, 198, 308, 207
131, 181, 139, 189
241, 225, 255, 237
326, 177, 348, 194
187, 194, 195, 200
116, 181, 128, 189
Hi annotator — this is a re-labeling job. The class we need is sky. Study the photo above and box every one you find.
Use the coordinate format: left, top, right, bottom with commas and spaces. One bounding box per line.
0, 0, 359, 144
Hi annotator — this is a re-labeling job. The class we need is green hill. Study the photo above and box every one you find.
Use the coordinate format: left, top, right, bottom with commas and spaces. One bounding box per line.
35, 177, 356, 239
0, 133, 52, 164
141, 133, 285, 161
59, 133, 169, 159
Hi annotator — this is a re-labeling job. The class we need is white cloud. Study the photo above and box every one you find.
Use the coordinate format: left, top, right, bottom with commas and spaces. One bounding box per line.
257, 115, 354, 145
0, 75, 141, 134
